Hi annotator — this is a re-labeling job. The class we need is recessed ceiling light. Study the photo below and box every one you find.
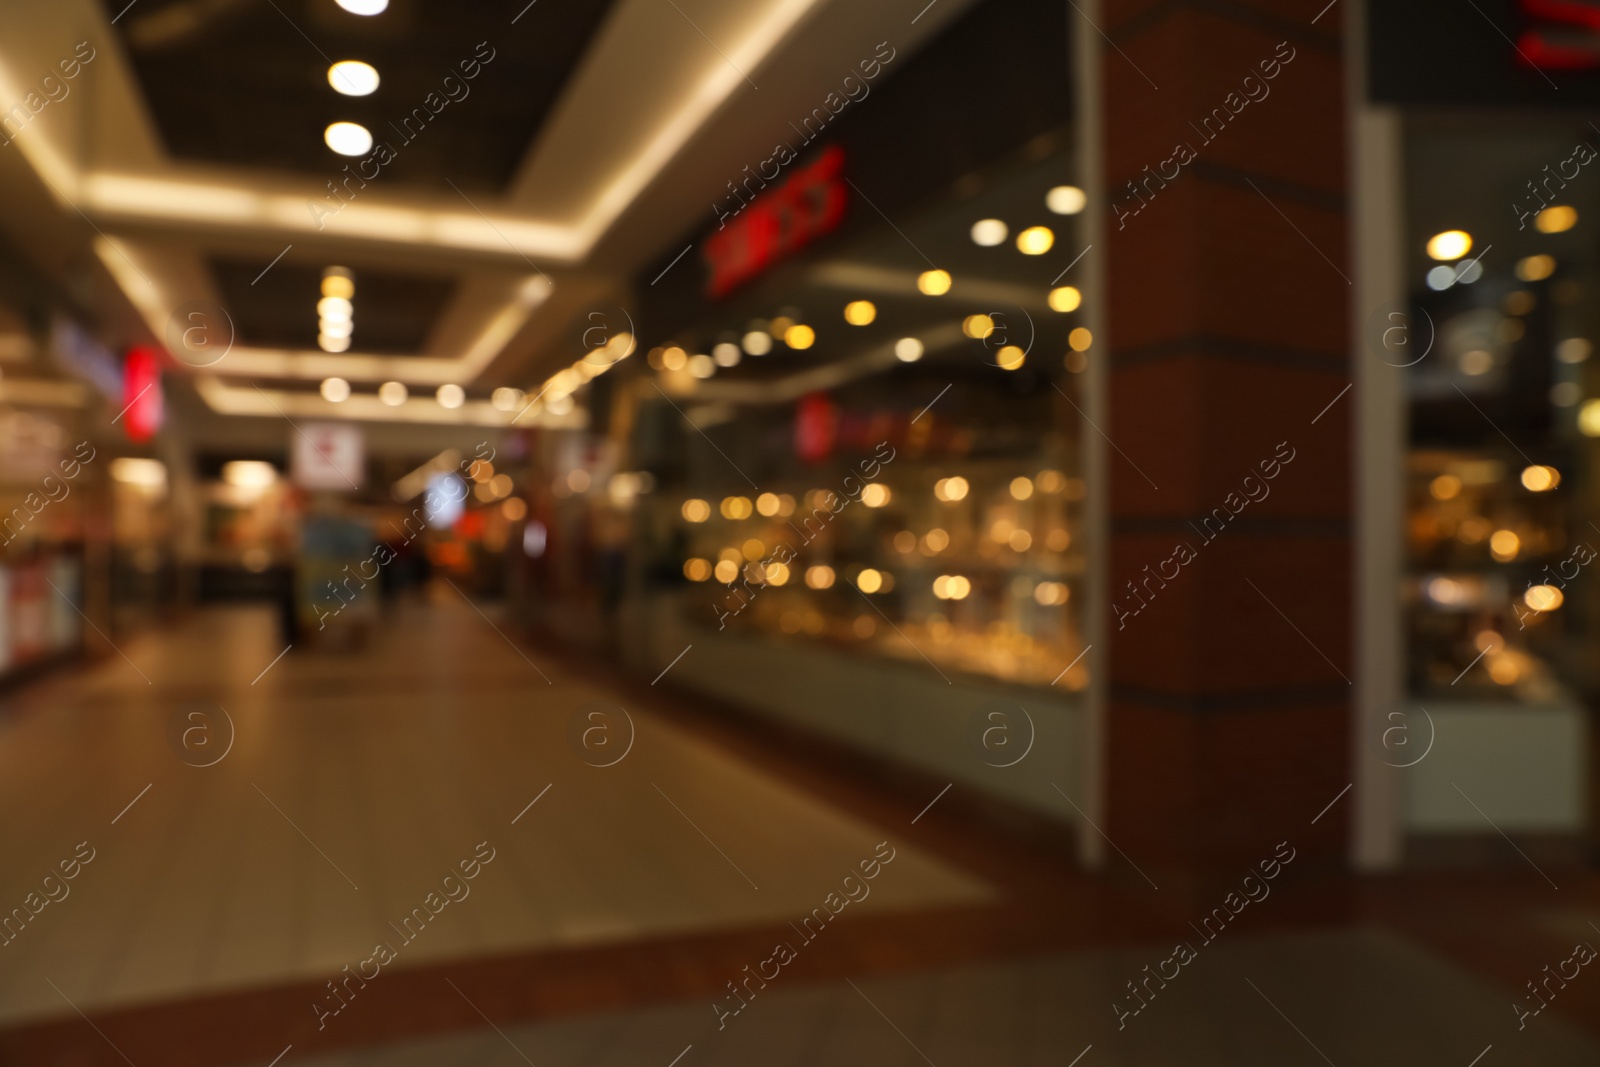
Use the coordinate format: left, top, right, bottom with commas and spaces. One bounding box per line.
379, 381, 408, 406
1048, 286, 1082, 312
321, 272, 354, 299
491, 387, 524, 411
1046, 185, 1086, 214
895, 337, 924, 362
324, 121, 373, 157
843, 300, 876, 325
328, 61, 379, 97
319, 319, 353, 340
916, 269, 952, 295
436, 384, 465, 409
970, 219, 1008, 246
1426, 230, 1471, 260
320, 377, 351, 402
318, 334, 351, 353
335, 0, 388, 14
742, 331, 772, 356
1016, 226, 1054, 255
317, 296, 353, 321
713, 342, 742, 367
1536, 205, 1578, 234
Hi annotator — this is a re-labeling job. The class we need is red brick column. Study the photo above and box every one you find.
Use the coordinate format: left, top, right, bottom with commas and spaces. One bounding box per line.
1097, 1, 1353, 895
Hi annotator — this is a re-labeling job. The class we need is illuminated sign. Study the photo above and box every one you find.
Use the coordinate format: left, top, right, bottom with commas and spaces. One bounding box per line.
702, 146, 847, 299
1519, 0, 1600, 70
121, 346, 163, 443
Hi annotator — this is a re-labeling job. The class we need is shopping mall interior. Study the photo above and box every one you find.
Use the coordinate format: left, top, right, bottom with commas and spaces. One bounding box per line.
1, 0, 1599, 1063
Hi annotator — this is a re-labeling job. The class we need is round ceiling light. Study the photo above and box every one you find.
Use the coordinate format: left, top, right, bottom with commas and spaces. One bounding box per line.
1046, 185, 1086, 214
379, 381, 408, 406
436, 384, 465, 409
335, 0, 389, 14
324, 121, 373, 157
328, 61, 379, 97
970, 219, 1008, 246
320, 377, 351, 403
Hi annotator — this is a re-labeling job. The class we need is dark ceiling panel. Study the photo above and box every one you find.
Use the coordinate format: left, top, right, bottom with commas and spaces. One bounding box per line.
210, 255, 455, 353
103, 0, 617, 193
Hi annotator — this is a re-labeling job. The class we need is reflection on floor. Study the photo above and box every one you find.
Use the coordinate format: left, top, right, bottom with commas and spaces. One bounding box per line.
290, 930, 1600, 1067
0, 603, 988, 1024
2, 601, 1598, 1067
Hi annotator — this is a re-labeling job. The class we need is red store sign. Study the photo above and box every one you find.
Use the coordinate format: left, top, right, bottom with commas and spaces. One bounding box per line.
702, 145, 847, 299
1519, 0, 1600, 70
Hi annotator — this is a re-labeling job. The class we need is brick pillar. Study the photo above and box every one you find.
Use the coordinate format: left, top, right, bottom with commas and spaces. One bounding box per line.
1097, 2, 1353, 896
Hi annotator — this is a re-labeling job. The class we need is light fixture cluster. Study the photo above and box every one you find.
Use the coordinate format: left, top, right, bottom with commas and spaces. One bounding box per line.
323, 1, 385, 154
523, 331, 636, 418
649, 311, 813, 382
319, 266, 354, 352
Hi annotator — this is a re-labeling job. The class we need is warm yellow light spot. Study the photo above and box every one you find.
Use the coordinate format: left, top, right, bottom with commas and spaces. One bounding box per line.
1048, 286, 1082, 312
720, 496, 754, 520
777, 493, 796, 516
682, 499, 711, 522
963, 314, 995, 339
922, 528, 950, 554
742, 538, 766, 561
1426, 230, 1472, 260
321, 274, 355, 300
662, 346, 688, 371
1535, 205, 1578, 234
1516, 254, 1556, 281
1046, 528, 1070, 552
765, 562, 790, 586
713, 560, 739, 583
1036, 470, 1064, 493
1520, 465, 1560, 491
684, 558, 712, 581
1068, 327, 1093, 352
1526, 584, 1565, 612
1489, 529, 1520, 561
861, 483, 891, 507
1580, 399, 1600, 437
1487, 655, 1521, 685
805, 564, 835, 590
1016, 226, 1054, 255
934, 476, 969, 502
1046, 185, 1086, 215
1010, 476, 1034, 501
785, 324, 815, 349
857, 568, 884, 594
934, 574, 972, 600
1430, 474, 1461, 500
1034, 581, 1070, 605
502, 497, 527, 522
996, 345, 1025, 370
1008, 529, 1033, 551
844, 300, 877, 325
756, 492, 780, 516
769, 316, 795, 337
917, 269, 952, 295
893, 530, 917, 553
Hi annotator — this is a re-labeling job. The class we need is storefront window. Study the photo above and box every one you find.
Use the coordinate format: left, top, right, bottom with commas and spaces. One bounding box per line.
635, 142, 1090, 689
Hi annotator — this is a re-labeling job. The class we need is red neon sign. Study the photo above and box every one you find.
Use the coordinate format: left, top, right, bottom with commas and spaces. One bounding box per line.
1518, 0, 1600, 70
121, 346, 163, 443
702, 146, 847, 299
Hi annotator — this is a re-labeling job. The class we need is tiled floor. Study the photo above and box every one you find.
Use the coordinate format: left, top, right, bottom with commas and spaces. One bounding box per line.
290, 929, 1600, 1067
3, 601, 1599, 1067
0, 602, 989, 1024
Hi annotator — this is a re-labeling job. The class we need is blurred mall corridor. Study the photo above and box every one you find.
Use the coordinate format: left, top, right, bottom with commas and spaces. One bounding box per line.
5, 0, 1600, 1062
